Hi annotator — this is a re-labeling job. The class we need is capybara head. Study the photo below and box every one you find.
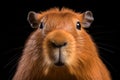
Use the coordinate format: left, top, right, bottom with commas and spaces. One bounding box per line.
27, 7, 94, 67
13, 8, 111, 80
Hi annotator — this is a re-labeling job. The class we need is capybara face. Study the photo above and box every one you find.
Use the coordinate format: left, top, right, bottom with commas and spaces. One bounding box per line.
27, 8, 94, 68
13, 8, 111, 80
42, 13, 82, 67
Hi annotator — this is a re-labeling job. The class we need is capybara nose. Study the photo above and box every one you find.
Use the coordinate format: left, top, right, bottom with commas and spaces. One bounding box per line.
51, 42, 67, 48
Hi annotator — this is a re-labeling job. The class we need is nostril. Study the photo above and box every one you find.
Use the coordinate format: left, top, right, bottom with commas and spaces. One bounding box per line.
51, 42, 67, 48
63, 42, 67, 46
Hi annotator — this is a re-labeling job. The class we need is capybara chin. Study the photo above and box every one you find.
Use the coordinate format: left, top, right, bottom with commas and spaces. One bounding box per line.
13, 7, 111, 80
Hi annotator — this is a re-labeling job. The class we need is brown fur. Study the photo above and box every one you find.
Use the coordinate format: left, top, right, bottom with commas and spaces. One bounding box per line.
13, 8, 111, 80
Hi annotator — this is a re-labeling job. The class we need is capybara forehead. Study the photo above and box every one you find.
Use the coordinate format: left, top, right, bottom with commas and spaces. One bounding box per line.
39, 8, 82, 22
42, 13, 78, 29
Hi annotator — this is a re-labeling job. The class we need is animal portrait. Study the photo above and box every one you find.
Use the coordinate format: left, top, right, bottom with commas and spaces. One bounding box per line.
12, 7, 111, 80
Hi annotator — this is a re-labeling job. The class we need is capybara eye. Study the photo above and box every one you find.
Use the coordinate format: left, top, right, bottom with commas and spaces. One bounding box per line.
39, 22, 44, 29
76, 21, 81, 30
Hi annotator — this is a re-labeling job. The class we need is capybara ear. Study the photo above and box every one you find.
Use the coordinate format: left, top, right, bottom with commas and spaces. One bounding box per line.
27, 11, 40, 28
82, 11, 94, 28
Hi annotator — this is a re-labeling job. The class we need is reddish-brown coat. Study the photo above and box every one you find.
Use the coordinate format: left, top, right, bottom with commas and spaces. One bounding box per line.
13, 8, 111, 80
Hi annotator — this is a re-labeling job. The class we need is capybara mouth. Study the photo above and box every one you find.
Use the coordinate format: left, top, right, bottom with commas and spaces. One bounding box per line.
54, 61, 64, 66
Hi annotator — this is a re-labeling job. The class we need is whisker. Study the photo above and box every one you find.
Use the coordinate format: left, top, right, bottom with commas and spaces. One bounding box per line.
3, 47, 23, 68
2, 47, 23, 80
99, 53, 120, 80
8, 62, 18, 80
4, 53, 21, 69
92, 35, 115, 39
2, 47, 23, 55
96, 42, 118, 50
90, 30, 116, 36
91, 36, 115, 40
99, 55, 117, 73
98, 46, 115, 54
100, 56, 112, 67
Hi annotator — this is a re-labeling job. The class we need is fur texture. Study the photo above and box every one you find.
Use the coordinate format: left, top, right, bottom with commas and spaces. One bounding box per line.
13, 8, 111, 80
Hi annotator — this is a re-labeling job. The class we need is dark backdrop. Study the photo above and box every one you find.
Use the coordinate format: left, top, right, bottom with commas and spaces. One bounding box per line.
0, 0, 119, 80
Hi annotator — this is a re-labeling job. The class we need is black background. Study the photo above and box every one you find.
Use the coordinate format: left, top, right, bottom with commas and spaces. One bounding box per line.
0, 0, 119, 80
